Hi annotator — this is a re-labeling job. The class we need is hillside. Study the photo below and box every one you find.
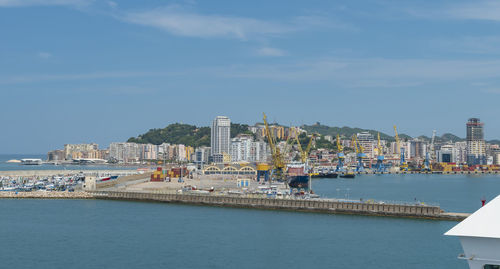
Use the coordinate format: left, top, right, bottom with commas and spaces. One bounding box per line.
127, 122, 492, 148
127, 123, 211, 147
127, 123, 254, 147
301, 124, 412, 141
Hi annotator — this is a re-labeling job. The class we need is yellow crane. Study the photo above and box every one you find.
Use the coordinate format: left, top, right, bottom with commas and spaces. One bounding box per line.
295, 133, 315, 163
374, 132, 386, 172
377, 133, 382, 156
281, 127, 296, 163
263, 113, 286, 179
394, 125, 408, 171
335, 134, 345, 172
351, 135, 358, 154
352, 135, 366, 172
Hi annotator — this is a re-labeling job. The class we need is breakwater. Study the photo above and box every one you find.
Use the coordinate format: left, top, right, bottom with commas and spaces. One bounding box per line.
0, 191, 93, 199
89, 191, 469, 221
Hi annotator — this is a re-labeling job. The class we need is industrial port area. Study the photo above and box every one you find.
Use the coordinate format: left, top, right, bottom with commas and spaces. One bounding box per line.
6, 2, 500, 268
2, 114, 496, 222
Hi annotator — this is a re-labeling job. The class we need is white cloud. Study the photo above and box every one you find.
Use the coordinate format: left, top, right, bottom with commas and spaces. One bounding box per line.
107, 1, 116, 8
38, 52, 52, 59
257, 47, 286, 57
120, 6, 350, 40
0, 0, 91, 7
122, 6, 293, 40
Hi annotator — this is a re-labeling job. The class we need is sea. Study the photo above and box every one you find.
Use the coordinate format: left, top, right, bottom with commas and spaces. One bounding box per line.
3, 157, 499, 268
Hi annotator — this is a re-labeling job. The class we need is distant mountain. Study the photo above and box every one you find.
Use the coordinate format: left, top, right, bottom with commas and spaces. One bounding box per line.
439, 133, 464, 142
301, 124, 411, 142
488, 139, 500, 146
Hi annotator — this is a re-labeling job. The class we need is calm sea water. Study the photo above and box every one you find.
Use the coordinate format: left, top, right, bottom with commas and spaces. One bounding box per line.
0, 199, 463, 269
3, 173, 499, 268
0, 154, 138, 171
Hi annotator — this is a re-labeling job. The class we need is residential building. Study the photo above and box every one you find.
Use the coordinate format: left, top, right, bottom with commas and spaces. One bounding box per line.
109, 142, 140, 163
195, 146, 211, 166
466, 118, 486, 165
230, 135, 268, 162
211, 116, 231, 157
63, 143, 99, 160
357, 132, 374, 158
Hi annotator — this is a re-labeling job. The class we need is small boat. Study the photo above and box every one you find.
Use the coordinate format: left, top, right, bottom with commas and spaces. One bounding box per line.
339, 172, 356, 178
319, 172, 338, 178
99, 175, 118, 182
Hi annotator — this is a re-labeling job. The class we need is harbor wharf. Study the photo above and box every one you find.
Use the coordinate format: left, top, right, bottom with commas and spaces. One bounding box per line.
88, 190, 469, 221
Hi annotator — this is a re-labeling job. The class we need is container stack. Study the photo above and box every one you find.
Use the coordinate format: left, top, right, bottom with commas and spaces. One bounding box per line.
150, 167, 166, 182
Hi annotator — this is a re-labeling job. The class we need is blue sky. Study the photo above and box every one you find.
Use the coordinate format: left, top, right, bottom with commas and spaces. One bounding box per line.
1, 0, 500, 153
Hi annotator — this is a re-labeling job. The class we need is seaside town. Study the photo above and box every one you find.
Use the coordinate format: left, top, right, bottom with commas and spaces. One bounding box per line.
5, 1, 500, 268
28, 116, 500, 174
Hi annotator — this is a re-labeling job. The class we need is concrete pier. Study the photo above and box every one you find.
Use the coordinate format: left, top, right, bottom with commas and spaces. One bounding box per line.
89, 190, 469, 221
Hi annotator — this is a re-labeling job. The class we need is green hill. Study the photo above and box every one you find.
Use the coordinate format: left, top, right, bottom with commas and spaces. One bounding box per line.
301, 124, 411, 142
127, 123, 210, 147
127, 123, 254, 147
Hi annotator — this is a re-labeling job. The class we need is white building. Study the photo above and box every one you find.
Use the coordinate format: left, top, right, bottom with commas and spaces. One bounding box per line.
140, 143, 158, 160
195, 146, 211, 165
357, 132, 375, 158
211, 116, 231, 157
446, 195, 500, 269
109, 142, 140, 163
230, 135, 268, 162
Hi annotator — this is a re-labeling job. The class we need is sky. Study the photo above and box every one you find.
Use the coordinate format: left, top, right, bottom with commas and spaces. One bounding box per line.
1, 0, 500, 153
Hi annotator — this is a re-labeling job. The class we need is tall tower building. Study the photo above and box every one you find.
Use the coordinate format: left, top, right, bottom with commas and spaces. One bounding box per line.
211, 116, 231, 160
466, 118, 486, 165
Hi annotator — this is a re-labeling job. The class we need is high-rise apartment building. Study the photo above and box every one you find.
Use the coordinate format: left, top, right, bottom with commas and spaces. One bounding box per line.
466, 118, 486, 165
211, 116, 231, 157
357, 132, 374, 158
229, 135, 268, 163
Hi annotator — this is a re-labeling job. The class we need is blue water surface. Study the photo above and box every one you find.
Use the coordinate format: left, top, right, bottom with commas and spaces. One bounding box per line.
3, 172, 499, 268
0, 199, 464, 269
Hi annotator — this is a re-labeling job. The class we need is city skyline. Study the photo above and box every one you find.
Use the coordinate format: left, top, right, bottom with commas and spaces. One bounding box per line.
2, 0, 500, 153
1, 115, 497, 154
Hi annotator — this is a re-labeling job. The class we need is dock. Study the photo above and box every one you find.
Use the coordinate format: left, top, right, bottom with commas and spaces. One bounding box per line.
88, 190, 469, 221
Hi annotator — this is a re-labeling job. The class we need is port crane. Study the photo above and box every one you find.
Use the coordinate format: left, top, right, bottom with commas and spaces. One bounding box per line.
295, 133, 315, 164
263, 113, 286, 180
335, 134, 345, 172
351, 135, 366, 172
375, 132, 386, 172
394, 125, 408, 171
281, 127, 296, 163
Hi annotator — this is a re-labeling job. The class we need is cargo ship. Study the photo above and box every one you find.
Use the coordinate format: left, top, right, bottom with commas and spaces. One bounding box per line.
287, 162, 310, 189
